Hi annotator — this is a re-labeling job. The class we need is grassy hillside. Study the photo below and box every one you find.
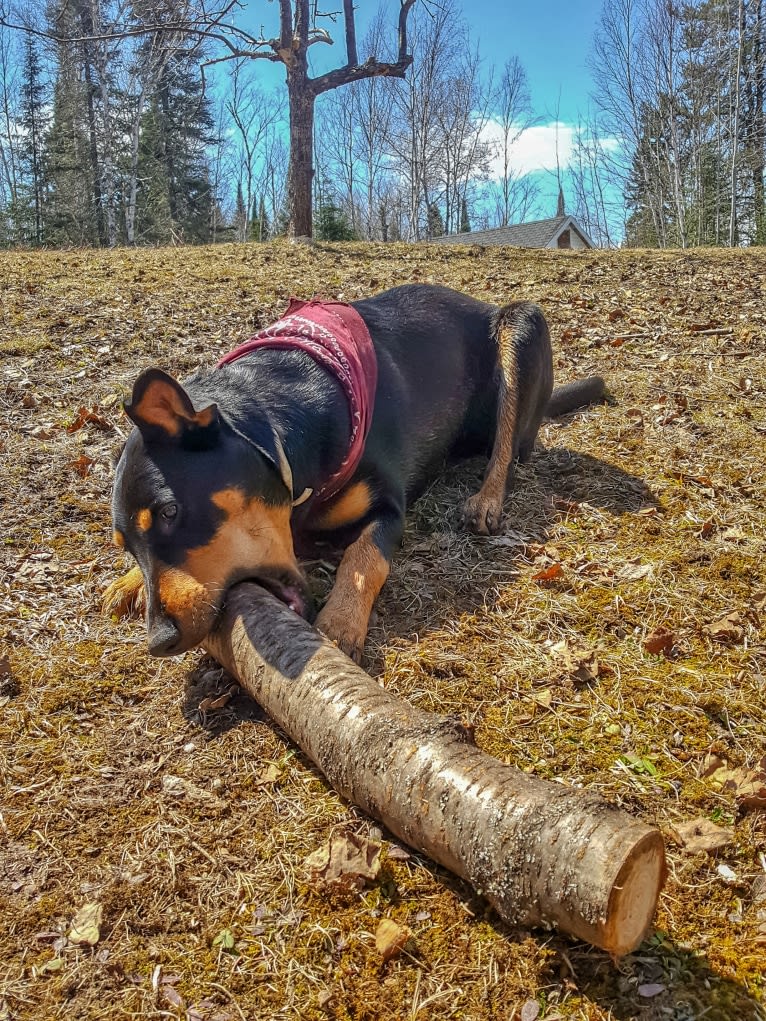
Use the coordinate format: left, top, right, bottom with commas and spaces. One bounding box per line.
1, 241, 765, 1021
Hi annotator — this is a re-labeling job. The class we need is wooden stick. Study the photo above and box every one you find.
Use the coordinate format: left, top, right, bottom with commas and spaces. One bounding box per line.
204, 583, 666, 956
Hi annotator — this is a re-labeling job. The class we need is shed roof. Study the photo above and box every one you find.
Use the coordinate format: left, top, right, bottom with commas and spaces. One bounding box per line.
430, 215, 593, 249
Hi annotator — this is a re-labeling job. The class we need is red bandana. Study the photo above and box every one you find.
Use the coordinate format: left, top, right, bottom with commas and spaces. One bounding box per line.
217, 299, 378, 506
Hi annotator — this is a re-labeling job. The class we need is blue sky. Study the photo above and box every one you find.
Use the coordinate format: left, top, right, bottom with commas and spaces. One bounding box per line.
467, 0, 606, 123
340, 1, 608, 210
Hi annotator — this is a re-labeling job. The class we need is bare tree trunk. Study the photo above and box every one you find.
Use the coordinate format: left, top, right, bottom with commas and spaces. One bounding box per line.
125, 91, 143, 245
730, 0, 744, 246
204, 584, 666, 957
287, 73, 315, 240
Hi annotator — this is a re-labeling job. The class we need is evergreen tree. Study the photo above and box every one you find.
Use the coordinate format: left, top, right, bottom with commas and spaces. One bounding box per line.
251, 196, 270, 241
314, 193, 356, 240
233, 180, 247, 240
43, 0, 110, 246
135, 97, 173, 242
131, 37, 216, 244
426, 202, 444, 238
18, 34, 47, 243
459, 197, 470, 233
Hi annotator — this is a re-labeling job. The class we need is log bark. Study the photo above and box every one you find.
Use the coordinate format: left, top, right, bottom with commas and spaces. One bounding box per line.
204, 583, 666, 956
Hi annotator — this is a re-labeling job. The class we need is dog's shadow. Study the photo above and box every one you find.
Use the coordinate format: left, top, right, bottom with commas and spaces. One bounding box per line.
364, 445, 658, 674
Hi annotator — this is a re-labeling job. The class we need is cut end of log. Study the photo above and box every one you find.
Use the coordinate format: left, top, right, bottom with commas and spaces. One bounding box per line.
602, 829, 667, 957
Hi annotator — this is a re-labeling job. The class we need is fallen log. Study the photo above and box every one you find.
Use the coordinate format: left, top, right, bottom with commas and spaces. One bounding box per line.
204, 583, 666, 956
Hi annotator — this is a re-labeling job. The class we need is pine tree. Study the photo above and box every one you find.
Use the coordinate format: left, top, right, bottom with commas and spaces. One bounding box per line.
459, 197, 470, 234
251, 196, 270, 241
426, 202, 444, 238
315, 192, 356, 240
130, 34, 216, 244
234, 180, 247, 241
158, 53, 216, 242
135, 97, 173, 243
43, 0, 110, 246
18, 34, 48, 243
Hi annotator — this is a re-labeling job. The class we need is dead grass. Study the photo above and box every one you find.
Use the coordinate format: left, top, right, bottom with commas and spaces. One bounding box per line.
1, 241, 765, 1021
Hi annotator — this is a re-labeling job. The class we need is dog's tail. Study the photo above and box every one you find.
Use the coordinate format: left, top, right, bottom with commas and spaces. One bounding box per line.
545, 376, 606, 418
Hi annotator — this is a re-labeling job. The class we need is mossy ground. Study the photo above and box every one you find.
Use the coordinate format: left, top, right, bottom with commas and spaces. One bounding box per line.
1, 242, 765, 1020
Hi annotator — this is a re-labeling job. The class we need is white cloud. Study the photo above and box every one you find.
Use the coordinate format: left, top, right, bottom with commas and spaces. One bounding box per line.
480, 120, 623, 180
481, 120, 576, 178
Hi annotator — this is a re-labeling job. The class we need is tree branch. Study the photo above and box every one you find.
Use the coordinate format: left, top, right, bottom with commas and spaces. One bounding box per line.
311, 0, 416, 96
343, 0, 357, 66
312, 54, 413, 95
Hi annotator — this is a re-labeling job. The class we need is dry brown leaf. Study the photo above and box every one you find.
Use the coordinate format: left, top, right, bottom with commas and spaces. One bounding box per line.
159, 981, 185, 1010
68, 454, 95, 477
673, 471, 715, 491
65, 406, 112, 433
198, 689, 236, 712
699, 752, 727, 779
68, 901, 103, 946
704, 611, 745, 644
698, 517, 716, 539
670, 817, 735, 854
305, 830, 381, 893
643, 629, 675, 656
616, 561, 653, 582
532, 563, 564, 584
728, 761, 766, 811
386, 845, 411, 862
548, 641, 601, 685
375, 918, 409, 962
254, 763, 282, 785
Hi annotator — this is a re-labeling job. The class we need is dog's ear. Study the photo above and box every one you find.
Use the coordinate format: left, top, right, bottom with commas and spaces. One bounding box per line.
125, 369, 219, 445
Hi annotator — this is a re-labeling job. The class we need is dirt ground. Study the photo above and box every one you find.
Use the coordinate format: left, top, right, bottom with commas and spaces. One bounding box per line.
1, 241, 765, 1021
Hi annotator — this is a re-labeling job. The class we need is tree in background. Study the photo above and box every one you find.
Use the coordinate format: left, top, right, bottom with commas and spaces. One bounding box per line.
459, 197, 470, 233
490, 57, 537, 227
252, 196, 270, 240
18, 33, 47, 243
426, 201, 444, 238
231, 0, 415, 240
46, 50, 98, 245
592, 0, 766, 247
315, 188, 357, 240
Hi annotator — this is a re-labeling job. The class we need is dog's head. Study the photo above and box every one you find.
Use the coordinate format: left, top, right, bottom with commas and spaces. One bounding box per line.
112, 369, 311, 656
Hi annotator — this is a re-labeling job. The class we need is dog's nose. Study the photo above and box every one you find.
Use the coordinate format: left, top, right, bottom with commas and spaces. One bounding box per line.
147, 616, 182, 657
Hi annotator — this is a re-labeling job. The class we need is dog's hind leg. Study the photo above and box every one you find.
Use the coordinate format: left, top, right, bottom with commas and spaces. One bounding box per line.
462, 303, 552, 535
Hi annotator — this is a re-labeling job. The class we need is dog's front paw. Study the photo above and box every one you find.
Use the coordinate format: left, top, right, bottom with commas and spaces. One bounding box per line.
315, 605, 367, 665
102, 566, 146, 618
462, 492, 504, 535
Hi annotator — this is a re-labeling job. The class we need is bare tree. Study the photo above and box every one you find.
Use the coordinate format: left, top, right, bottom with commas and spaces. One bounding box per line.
432, 42, 494, 234
386, 0, 457, 239
568, 112, 617, 247
226, 60, 282, 241
0, 24, 21, 222
491, 57, 535, 226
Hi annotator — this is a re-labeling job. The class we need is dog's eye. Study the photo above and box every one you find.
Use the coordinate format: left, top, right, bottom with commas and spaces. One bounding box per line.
157, 503, 179, 533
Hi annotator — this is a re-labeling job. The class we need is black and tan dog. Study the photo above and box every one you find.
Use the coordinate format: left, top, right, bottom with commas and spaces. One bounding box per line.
105, 284, 603, 663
